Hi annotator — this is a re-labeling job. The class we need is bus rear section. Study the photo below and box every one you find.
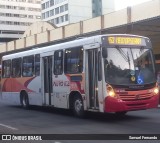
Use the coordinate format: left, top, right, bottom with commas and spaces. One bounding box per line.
101, 35, 159, 114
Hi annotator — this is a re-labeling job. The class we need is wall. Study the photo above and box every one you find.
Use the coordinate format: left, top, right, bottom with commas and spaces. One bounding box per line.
69, 0, 92, 23
0, 0, 160, 53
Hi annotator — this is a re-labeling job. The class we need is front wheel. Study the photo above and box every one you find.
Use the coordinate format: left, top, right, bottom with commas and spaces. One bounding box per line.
73, 96, 85, 118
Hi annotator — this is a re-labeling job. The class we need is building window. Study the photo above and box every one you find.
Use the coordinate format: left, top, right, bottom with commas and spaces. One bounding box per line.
6, 13, 11, 17
54, 50, 63, 75
46, 11, 50, 18
60, 16, 64, 23
55, 0, 58, 4
55, 17, 59, 24
42, 3, 45, 10
42, 13, 45, 19
50, 0, 54, 6
65, 14, 68, 21
65, 47, 83, 74
51, 19, 54, 24
60, 5, 64, 13
55, 7, 59, 14
19, 6, 25, 10
50, 9, 54, 16
0, 5, 5, 9
28, 15, 33, 19
20, 14, 27, 18
65, 4, 68, 11
46, 1, 50, 8
14, 22, 20, 25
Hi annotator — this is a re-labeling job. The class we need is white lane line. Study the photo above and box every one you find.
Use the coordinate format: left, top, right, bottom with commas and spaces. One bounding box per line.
0, 123, 18, 130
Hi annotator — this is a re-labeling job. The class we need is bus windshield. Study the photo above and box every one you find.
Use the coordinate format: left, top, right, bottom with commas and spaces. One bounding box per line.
104, 47, 156, 85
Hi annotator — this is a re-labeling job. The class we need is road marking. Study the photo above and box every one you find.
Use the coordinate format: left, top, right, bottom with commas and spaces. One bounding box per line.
0, 123, 18, 130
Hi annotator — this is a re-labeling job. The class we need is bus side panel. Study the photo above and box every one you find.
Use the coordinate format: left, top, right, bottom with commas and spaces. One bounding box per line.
52, 73, 85, 109
1, 77, 42, 106
67, 73, 85, 106
1, 78, 18, 105
52, 74, 69, 108
26, 76, 42, 106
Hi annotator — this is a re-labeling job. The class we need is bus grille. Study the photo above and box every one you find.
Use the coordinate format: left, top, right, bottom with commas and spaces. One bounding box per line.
118, 93, 153, 101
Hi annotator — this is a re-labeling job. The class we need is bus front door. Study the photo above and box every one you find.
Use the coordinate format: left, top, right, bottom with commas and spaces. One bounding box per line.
87, 49, 99, 110
43, 56, 53, 106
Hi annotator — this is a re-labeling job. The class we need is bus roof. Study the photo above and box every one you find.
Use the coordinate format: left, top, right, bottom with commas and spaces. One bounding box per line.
2, 34, 149, 60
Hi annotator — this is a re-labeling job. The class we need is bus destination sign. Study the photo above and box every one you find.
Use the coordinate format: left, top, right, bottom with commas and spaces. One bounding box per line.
107, 36, 146, 46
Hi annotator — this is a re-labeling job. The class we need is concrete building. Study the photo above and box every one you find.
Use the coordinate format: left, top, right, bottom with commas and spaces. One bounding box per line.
0, 0, 41, 43
1, 0, 160, 56
41, 0, 115, 27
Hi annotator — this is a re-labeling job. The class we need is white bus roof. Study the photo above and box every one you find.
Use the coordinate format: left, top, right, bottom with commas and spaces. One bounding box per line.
2, 34, 148, 60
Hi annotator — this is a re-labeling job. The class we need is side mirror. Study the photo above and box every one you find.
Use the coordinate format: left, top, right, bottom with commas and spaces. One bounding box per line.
102, 47, 108, 58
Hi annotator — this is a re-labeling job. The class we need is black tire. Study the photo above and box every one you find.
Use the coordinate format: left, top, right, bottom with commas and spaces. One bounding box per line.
20, 92, 29, 109
115, 111, 127, 116
73, 95, 85, 118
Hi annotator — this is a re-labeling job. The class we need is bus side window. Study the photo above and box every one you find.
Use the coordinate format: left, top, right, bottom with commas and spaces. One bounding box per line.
12, 58, 22, 77
2, 60, 11, 78
35, 54, 40, 76
22, 55, 34, 77
65, 47, 83, 74
54, 50, 63, 75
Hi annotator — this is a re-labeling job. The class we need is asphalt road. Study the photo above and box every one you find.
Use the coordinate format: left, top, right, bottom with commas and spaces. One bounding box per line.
0, 100, 160, 143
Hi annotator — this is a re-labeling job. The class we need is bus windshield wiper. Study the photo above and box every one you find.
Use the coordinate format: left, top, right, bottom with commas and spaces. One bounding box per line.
116, 47, 131, 69
116, 47, 130, 63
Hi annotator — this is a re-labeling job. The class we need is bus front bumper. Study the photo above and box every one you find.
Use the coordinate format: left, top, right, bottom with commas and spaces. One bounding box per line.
104, 95, 159, 113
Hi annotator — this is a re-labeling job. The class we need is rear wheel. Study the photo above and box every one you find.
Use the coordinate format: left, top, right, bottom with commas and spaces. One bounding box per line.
73, 95, 85, 118
20, 92, 29, 109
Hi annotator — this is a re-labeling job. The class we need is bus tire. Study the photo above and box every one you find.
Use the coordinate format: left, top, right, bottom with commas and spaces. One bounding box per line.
73, 95, 85, 118
115, 111, 127, 116
20, 92, 29, 109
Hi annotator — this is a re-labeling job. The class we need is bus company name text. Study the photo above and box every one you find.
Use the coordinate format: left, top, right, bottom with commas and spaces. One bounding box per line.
53, 80, 70, 87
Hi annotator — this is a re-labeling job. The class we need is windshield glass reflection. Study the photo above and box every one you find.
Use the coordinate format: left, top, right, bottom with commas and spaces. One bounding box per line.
104, 47, 156, 85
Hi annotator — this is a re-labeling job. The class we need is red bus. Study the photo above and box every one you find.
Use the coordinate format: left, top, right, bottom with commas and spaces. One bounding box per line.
1, 34, 159, 117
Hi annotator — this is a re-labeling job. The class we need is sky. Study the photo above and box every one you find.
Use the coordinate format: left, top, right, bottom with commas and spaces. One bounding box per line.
115, 0, 152, 10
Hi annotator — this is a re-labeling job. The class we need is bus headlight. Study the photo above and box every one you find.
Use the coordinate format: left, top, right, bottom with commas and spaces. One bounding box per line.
108, 91, 115, 97
107, 85, 116, 97
153, 88, 159, 95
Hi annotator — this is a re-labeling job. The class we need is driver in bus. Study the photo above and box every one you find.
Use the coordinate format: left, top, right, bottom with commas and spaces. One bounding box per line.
138, 60, 154, 83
